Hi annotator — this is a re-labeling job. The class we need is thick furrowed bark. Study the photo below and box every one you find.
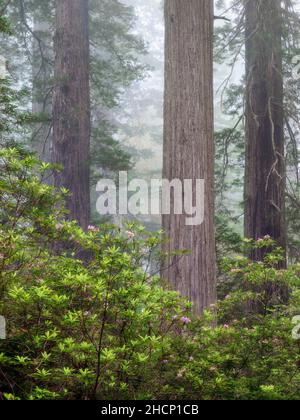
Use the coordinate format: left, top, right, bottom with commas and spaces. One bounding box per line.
52, 0, 91, 230
162, 0, 216, 314
244, 0, 286, 267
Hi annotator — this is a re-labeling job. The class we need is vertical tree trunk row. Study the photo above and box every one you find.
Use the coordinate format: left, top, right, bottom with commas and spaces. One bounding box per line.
32, 19, 52, 164
244, 0, 286, 265
52, 0, 91, 230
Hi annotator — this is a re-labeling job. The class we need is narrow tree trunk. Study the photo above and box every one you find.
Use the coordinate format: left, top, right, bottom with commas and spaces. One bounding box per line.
244, 0, 286, 265
162, 0, 216, 314
52, 0, 90, 230
32, 19, 52, 164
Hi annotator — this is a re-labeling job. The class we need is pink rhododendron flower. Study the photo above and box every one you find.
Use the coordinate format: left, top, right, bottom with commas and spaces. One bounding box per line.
126, 231, 135, 239
181, 316, 191, 325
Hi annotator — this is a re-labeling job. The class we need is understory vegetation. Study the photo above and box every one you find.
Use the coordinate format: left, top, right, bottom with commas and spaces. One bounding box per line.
0, 148, 300, 400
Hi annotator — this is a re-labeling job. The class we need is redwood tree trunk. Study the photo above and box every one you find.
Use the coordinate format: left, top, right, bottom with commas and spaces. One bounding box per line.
244, 0, 286, 265
162, 0, 216, 314
52, 0, 91, 230
32, 19, 52, 164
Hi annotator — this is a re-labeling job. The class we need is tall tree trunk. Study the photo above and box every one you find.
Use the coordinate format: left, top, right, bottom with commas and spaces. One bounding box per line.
52, 0, 90, 230
162, 0, 216, 314
32, 19, 52, 164
244, 0, 286, 265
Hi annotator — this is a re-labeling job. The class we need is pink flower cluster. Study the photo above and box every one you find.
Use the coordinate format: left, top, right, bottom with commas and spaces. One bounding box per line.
257, 235, 272, 242
180, 316, 192, 325
126, 231, 135, 239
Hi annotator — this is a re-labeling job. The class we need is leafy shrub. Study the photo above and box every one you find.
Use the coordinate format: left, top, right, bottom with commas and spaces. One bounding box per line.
1, 149, 300, 401
175, 240, 300, 400
0, 148, 192, 400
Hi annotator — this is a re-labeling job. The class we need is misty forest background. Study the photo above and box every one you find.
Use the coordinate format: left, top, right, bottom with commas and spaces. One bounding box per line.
1, 0, 300, 400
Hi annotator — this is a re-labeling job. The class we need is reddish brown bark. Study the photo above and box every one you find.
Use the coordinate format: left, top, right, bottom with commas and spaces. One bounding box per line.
244, 0, 286, 266
162, 0, 216, 314
52, 0, 91, 230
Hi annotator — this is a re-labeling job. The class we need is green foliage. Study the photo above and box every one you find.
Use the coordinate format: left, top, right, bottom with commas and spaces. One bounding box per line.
175, 238, 300, 400
1, 152, 300, 400
0, 148, 192, 400
215, 214, 242, 260
0, 79, 33, 147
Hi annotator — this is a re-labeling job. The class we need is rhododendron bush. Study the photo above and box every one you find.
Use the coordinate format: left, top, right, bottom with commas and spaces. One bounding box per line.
0, 149, 300, 400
